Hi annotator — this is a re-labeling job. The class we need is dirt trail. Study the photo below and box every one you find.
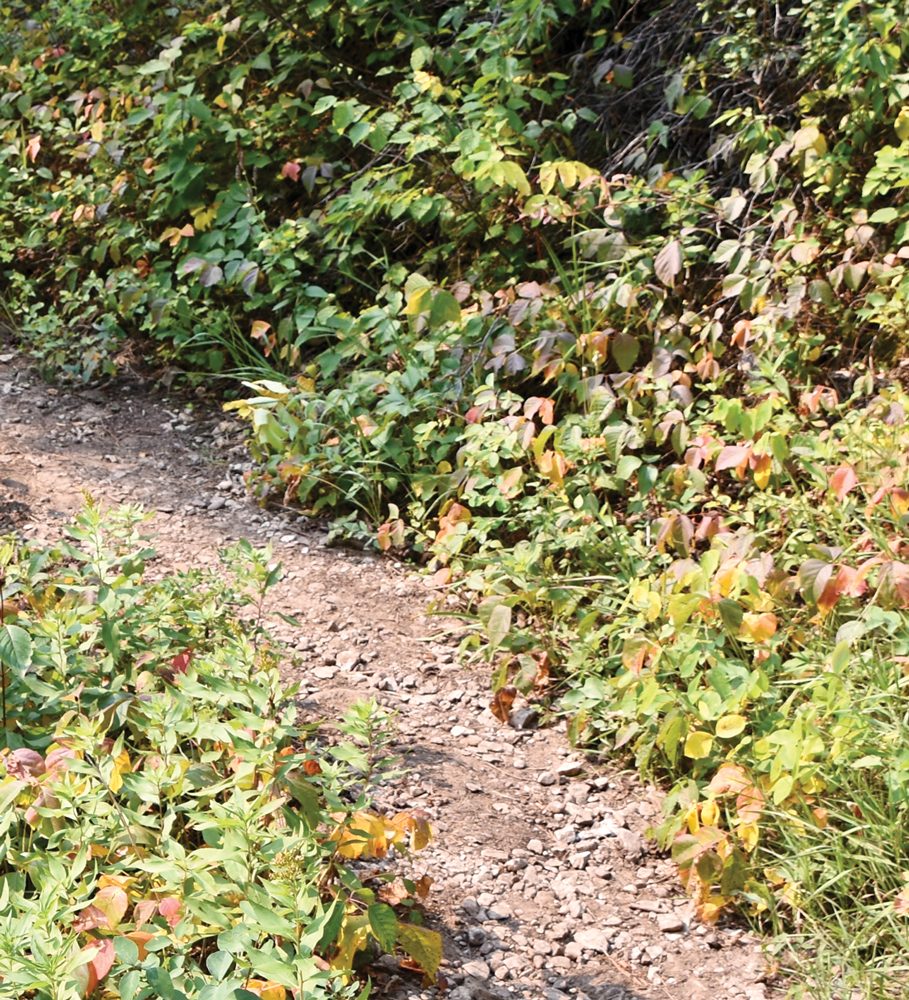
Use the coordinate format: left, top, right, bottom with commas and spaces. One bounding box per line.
0, 353, 777, 1000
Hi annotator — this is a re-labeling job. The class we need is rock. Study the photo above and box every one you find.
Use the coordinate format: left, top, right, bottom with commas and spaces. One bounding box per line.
657, 913, 685, 933
451, 725, 474, 737
573, 928, 611, 953
312, 666, 336, 680
527, 839, 545, 854
509, 706, 539, 730
208, 496, 226, 511
538, 771, 557, 786
629, 900, 667, 913
335, 649, 361, 670
461, 959, 491, 979
616, 828, 644, 855
555, 760, 583, 777
467, 927, 486, 946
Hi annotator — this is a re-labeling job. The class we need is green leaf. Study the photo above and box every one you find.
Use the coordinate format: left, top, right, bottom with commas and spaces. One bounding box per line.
717, 599, 743, 633
486, 603, 512, 651
368, 903, 398, 953
0, 624, 31, 670
611, 332, 639, 372
247, 946, 297, 989
206, 951, 234, 980
429, 290, 461, 328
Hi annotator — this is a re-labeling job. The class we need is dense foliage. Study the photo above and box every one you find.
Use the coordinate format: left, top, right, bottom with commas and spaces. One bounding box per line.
6, 0, 909, 993
0, 504, 440, 1000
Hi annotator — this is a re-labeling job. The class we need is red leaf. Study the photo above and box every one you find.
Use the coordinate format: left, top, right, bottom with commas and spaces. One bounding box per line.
830, 463, 858, 501
72, 905, 109, 933
715, 445, 752, 475
157, 896, 182, 927
88, 937, 115, 992
171, 649, 193, 674
281, 161, 301, 182
133, 898, 156, 928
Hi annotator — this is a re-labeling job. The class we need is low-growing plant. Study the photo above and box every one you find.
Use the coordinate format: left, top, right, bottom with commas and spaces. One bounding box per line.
0, 501, 442, 1000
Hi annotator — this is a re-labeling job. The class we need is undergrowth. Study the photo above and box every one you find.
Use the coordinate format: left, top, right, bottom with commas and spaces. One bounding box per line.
7, 0, 909, 994
0, 501, 441, 1000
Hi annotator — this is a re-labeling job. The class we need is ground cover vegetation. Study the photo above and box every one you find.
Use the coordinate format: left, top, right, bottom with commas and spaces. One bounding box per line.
6, 0, 909, 993
0, 502, 440, 999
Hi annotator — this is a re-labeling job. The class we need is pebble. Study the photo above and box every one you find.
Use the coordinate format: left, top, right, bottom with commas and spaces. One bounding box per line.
658, 913, 686, 933
335, 649, 360, 670
460, 959, 490, 979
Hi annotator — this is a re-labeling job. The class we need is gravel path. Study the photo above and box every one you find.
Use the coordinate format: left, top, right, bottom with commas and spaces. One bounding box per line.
0, 353, 779, 1000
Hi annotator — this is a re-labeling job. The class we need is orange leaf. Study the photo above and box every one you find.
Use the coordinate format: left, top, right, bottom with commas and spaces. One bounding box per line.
735, 784, 765, 825
423, 566, 451, 588
123, 931, 154, 961
740, 612, 777, 642
829, 463, 858, 501
892, 488, 909, 517
26, 135, 41, 162
707, 764, 751, 796
246, 980, 287, 1000
490, 684, 517, 723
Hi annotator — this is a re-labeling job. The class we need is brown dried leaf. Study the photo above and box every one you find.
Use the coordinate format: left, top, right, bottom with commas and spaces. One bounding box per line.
490, 685, 517, 723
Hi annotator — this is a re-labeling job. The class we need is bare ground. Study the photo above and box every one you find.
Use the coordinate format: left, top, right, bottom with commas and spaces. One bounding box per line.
0, 353, 782, 1000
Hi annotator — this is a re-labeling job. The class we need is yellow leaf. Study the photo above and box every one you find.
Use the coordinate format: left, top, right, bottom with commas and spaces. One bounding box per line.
90, 118, 105, 142
684, 730, 714, 759
109, 749, 130, 793
701, 797, 720, 826
752, 452, 771, 490
715, 714, 746, 739
396, 922, 443, 979
896, 106, 909, 141
331, 913, 370, 981
738, 822, 759, 851
217, 34, 226, 57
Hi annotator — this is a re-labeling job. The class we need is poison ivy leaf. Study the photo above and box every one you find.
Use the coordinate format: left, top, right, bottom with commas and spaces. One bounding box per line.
396, 922, 442, 979
611, 331, 639, 372
368, 903, 398, 952
715, 715, 746, 739
0, 624, 31, 670
486, 603, 512, 651
684, 730, 714, 759
654, 239, 683, 286
429, 290, 461, 327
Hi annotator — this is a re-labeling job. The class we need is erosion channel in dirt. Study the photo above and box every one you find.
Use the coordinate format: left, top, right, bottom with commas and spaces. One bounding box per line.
0, 353, 776, 1000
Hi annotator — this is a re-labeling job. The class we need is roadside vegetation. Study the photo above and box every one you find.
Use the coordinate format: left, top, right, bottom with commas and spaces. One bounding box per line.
0, 502, 439, 999
4, 0, 909, 994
